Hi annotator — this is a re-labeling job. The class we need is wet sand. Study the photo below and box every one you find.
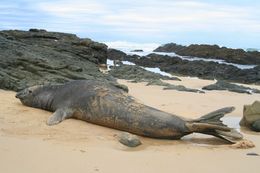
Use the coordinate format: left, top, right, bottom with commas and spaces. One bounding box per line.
0, 77, 260, 173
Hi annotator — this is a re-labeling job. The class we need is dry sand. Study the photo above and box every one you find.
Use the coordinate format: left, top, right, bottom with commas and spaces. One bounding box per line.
0, 77, 260, 173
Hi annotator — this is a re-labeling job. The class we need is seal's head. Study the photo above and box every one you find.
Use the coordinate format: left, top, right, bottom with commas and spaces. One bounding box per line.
15, 85, 41, 106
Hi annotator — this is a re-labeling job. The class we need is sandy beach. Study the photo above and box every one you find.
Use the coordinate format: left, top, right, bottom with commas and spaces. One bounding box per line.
0, 77, 260, 173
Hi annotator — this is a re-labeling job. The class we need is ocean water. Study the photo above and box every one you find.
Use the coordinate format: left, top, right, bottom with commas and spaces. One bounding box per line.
105, 41, 257, 70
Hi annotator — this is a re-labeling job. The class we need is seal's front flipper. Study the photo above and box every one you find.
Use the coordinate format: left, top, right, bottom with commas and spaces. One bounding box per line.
47, 108, 74, 126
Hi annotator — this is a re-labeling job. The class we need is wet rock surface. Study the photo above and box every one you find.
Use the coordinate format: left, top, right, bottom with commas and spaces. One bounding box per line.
130, 49, 143, 52
107, 51, 260, 85
154, 43, 260, 65
146, 79, 204, 93
0, 29, 113, 91
108, 48, 127, 61
202, 81, 260, 94
163, 84, 205, 93
109, 64, 204, 93
1, 29, 259, 91
109, 64, 180, 82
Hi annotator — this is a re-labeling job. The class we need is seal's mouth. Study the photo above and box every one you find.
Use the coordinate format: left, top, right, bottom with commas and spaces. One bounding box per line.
15, 93, 20, 99
15, 91, 24, 99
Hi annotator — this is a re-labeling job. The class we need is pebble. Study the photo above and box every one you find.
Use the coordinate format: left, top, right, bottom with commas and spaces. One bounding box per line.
118, 132, 142, 147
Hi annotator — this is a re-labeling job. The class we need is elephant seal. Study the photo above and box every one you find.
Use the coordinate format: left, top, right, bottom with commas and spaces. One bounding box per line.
16, 80, 242, 143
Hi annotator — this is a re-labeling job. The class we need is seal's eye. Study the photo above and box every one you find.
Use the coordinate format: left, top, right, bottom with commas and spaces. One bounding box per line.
28, 90, 32, 94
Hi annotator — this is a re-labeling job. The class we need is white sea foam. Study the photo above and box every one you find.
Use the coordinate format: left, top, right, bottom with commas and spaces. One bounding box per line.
106, 59, 114, 65
104, 41, 159, 52
143, 67, 172, 77
122, 61, 135, 65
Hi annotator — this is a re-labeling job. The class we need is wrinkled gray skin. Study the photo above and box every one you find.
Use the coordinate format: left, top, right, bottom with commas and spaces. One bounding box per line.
16, 80, 242, 142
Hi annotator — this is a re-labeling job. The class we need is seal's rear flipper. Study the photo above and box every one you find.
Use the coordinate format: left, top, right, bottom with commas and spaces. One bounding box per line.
204, 129, 243, 144
47, 108, 74, 126
186, 107, 243, 143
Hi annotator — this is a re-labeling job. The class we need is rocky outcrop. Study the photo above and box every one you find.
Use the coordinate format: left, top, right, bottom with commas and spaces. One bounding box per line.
154, 43, 260, 65
0, 29, 112, 91
163, 84, 205, 93
109, 64, 204, 93
146, 80, 204, 93
109, 64, 180, 82
107, 48, 127, 61
202, 81, 260, 94
106, 49, 260, 84
240, 101, 260, 132
131, 49, 143, 52
115, 53, 260, 85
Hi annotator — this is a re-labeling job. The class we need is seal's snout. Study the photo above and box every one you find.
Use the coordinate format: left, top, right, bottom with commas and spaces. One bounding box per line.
15, 92, 22, 99
15, 90, 26, 99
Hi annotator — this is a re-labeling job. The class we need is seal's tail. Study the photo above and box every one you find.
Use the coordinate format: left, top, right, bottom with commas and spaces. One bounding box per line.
186, 107, 243, 143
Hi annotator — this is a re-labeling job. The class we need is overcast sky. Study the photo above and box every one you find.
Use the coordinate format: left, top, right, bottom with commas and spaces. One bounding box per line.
1, 0, 260, 48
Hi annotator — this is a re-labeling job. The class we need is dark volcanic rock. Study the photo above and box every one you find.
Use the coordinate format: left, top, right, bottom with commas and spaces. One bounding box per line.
163, 85, 205, 93
0, 29, 112, 91
108, 48, 127, 61
121, 54, 260, 85
146, 79, 170, 86
107, 48, 141, 62
109, 64, 203, 93
109, 64, 180, 82
154, 43, 260, 65
202, 81, 260, 94
146, 79, 204, 93
131, 49, 143, 52
102, 44, 259, 85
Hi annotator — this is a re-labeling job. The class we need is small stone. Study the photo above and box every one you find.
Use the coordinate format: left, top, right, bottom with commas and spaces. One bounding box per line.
130, 49, 144, 52
29, 28, 47, 32
80, 150, 86, 153
202, 81, 260, 94
246, 152, 259, 156
118, 132, 142, 147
